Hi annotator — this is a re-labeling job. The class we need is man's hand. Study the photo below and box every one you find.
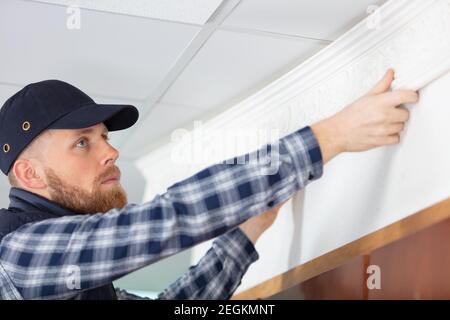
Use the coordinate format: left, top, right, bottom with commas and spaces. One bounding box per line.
311, 69, 420, 164
239, 202, 285, 245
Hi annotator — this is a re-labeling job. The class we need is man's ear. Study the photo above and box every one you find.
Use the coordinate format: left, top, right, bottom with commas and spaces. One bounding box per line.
12, 158, 47, 189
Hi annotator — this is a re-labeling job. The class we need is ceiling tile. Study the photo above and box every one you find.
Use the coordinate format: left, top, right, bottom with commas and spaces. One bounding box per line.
33, 0, 224, 25
161, 29, 327, 111
0, 0, 200, 101
222, 0, 388, 41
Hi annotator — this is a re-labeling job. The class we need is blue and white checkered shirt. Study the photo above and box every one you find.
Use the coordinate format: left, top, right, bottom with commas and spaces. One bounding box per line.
0, 126, 323, 299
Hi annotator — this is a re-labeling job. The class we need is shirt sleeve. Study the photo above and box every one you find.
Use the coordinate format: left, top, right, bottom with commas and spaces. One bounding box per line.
0, 126, 323, 299
115, 228, 259, 300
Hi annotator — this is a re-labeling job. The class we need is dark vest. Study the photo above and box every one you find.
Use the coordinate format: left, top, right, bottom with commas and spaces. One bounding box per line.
0, 187, 117, 300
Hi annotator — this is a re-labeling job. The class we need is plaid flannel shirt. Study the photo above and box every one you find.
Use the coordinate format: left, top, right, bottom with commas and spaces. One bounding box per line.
0, 126, 323, 299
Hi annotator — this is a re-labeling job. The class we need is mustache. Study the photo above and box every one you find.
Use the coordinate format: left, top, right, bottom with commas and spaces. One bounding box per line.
96, 166, 121, 184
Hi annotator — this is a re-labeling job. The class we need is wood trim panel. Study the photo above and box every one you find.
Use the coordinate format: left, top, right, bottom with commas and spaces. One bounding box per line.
232, 196, 450, 300
269, 255, 369, 300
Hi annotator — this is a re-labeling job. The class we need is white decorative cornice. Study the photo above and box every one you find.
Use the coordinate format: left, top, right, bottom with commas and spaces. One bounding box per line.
137, 0, 450, 199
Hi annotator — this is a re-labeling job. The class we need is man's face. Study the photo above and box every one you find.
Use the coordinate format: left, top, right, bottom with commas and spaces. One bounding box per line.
40, 123, 127, 214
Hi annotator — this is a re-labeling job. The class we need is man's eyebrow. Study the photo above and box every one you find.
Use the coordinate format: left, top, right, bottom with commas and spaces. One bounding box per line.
75, 128, 93, 135
72, 127, 109, 136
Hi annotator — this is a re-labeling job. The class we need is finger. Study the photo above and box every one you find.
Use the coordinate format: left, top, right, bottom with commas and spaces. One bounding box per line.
384, 134, 401, 146
381, 90, 419, 107
397, 105, 409, 112
373, 134, 400, 146
388, 108, 410, 122
368, 69, 395, 95
385, 123, 405, 135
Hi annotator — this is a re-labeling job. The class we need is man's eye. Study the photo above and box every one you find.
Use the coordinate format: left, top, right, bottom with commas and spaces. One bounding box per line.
76, 138, 88, 148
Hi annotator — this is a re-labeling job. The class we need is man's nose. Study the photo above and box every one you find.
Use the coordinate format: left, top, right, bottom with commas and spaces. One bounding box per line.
102, 142, 119, 166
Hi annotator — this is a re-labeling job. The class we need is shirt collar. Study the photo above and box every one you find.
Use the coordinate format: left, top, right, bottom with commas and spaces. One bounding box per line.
8, 187, 75, 217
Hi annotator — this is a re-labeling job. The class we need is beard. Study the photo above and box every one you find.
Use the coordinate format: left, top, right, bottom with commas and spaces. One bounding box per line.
45, 166, 128, 214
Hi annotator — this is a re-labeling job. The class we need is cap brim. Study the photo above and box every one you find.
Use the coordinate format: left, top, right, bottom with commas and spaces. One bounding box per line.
48, 103, 139, 131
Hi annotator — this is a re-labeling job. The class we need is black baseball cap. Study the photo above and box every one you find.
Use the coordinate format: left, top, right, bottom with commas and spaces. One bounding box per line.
0, 80, 139, 175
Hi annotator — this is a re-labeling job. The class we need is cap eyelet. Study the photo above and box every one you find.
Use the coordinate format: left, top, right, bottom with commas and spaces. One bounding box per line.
22, 121, 31, 131
3, 144, 10, 153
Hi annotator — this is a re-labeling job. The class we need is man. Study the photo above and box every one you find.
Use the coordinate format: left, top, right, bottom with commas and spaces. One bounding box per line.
0, 69, 418, 299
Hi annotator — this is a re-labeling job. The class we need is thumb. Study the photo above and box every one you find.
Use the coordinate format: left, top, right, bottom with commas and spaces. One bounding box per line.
368, 69, 395, 95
